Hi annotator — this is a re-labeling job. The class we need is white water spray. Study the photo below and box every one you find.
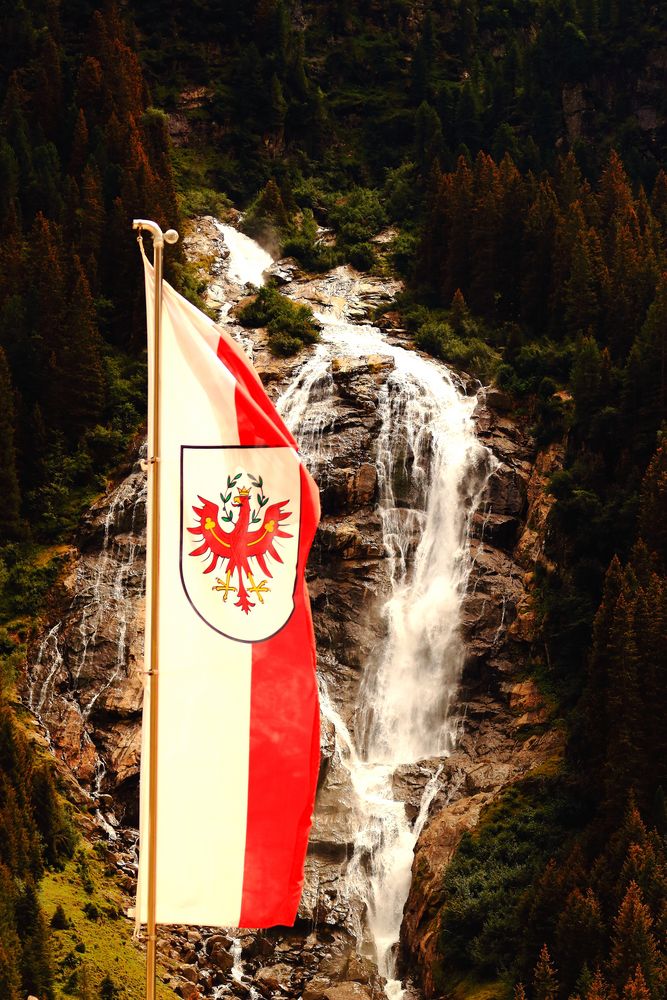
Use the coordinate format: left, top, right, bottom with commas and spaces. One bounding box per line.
214, 221, 273, 287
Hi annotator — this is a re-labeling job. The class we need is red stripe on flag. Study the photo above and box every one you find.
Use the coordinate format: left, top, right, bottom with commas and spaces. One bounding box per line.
222, 335, 321, 927
217, 333, 298, 449
239, 467, 320, 927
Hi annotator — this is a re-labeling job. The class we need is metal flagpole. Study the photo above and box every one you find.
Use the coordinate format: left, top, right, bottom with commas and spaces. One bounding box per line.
132, 219, 179, 1000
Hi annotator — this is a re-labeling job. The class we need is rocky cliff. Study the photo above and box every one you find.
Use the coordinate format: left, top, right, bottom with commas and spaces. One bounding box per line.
23, 218, 564, 1000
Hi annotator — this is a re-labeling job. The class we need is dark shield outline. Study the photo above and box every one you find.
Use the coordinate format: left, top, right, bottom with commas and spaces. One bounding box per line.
179, 444, 302, 644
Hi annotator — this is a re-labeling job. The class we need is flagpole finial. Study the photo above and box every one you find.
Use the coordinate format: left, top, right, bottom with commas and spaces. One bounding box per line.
132, 219, 180, 249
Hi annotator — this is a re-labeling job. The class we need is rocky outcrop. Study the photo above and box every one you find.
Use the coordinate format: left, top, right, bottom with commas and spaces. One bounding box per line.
23, 456, 147, 823
152, 924, 386, 1000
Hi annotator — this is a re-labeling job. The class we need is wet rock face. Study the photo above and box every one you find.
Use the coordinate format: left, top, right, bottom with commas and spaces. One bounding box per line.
23, 458, 147, 811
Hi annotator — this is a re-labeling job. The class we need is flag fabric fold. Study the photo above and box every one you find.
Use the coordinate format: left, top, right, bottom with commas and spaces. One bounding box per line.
136, 248, 320, 929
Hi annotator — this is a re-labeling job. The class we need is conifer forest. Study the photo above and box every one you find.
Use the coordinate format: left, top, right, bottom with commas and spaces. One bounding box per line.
0, 2, 666, 999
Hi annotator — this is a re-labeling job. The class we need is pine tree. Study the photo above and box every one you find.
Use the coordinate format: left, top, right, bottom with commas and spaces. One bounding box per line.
450, 288, 469, 333
414, 102, 444, 175
100, 973, 120, 999
571, 336, 608, 428
553, 888, 605, 993
574, 556, 625, 782
0, 940, 20, 1000
622, 967, 652, 1000
650, 170, 667, 230
609, 882, 661, 995
534, 943, 559, 1000
456, 79, 482, 151
598, 151, 635, 234
624, 275, 667, 456
412, 12, 435, 103
69, 108, 89, 178
57, 255, 105, 441
30, 765, 75, 868
563, 228, 605, 338
252, 179, 290, 230
33, 32, 62, 141
586, 968, 610, 1000
602, 592, 644, 811
15, 880, 52, 999
269, 73, 288, 141
0, 347, 21, 540
520, 177, 560, 330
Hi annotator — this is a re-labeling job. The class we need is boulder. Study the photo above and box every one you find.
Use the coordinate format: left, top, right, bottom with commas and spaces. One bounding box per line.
323, 984, 374, 1000
255, 963, 293, 990
304, 974, 333, 1000
176, 984, 201, 1000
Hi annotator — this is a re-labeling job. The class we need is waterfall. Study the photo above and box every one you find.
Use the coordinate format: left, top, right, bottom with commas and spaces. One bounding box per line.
277, 300, 493, 994
216, 228, 495, 996
26, 451, 147, 829
213, 221, 273, 287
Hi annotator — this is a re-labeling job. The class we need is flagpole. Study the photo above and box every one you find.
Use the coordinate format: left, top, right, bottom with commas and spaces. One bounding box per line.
132, 218, 179, 1000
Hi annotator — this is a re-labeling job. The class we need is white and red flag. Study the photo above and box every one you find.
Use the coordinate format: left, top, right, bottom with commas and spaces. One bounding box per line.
136, 249, 320, 928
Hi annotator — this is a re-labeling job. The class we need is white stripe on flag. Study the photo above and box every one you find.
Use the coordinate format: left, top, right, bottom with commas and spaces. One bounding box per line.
137, 257, 251, 926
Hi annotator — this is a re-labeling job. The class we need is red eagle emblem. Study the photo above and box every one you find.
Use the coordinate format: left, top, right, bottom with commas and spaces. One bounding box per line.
187, 474, 292, 615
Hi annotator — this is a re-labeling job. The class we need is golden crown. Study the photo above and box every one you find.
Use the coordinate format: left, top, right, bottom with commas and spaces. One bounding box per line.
236, 486, 251, 496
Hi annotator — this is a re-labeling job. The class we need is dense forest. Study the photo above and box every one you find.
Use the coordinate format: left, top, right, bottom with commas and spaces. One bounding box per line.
1, 0, 666, 998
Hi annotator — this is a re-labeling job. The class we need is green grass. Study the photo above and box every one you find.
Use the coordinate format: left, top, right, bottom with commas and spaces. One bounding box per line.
432, 967, 512, 1000
435, 763, 580, 981
41, 842, 177, 1000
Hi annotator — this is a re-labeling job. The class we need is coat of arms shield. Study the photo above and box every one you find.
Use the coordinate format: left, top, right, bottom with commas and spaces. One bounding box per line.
180, 445, 302, 643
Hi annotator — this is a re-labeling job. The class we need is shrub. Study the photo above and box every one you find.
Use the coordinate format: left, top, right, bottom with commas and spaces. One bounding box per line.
415, 320, 500, 381
100, 973, 120, 999
237, 286, 320, 357
77, 852, 94, 895
348, 242, 377, 271
50, 904, 70, 929
390, 232, 419, 278
328, 187, 387, 240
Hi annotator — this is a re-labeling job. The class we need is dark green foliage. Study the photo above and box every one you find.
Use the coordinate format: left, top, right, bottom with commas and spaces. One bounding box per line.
0, 0, 181, 547
414, 320, 499, 381
237, 285, 320, 356
99, 973, 120, 999
31, 765, 77, 868
0, 703, 75, 998
0, 348, 21, 539
437, 773, 579, 977
82, 902, 98, 922
50, 904, 70, 930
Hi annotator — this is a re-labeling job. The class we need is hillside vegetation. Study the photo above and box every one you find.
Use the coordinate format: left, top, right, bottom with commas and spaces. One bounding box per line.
0, 0, 666, 997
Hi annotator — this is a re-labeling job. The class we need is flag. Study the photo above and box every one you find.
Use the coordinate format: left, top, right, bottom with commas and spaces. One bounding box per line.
136, 244, 320, 928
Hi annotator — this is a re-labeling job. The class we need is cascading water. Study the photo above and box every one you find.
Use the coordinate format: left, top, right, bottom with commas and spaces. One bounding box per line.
214, 221, 273, 288
212, 228, 495, 997
271, 272, 495, 994
26, 450, 148, 827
